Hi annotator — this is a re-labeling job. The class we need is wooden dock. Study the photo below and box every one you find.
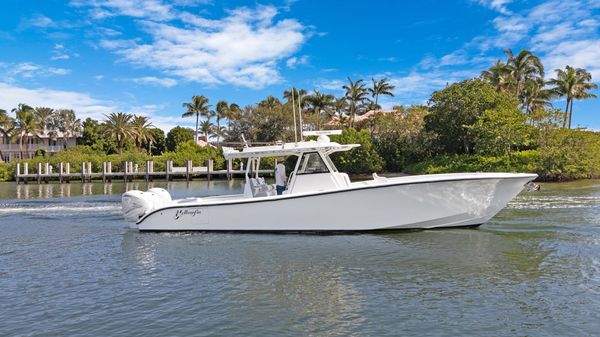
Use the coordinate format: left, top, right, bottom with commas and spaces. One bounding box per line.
15, 159, 273, 184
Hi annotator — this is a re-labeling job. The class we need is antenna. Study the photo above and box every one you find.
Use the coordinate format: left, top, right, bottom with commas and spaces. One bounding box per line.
241, 134, 249, 148
291, 87, 298, 144
298, 90, 304, 141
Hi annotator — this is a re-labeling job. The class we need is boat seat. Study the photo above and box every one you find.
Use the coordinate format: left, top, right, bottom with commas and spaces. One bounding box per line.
249, 177, 276, 197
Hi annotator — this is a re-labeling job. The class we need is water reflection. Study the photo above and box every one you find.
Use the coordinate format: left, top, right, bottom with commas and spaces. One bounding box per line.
3, 180, 245, 200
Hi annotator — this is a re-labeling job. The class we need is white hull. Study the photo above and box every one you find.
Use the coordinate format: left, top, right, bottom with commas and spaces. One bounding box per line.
130, 173, 535, 231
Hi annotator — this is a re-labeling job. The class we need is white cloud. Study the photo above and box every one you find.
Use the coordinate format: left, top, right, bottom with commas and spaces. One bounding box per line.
0, 83, 181, 131
478, 0, 513, 14
72, 0, 175, 21
544, 40, 600, 79
0, 83, 116, 120
130, 76, 178, 87
0, 62, 71, 80
99, 5, 307, 88
28, 14, 55, 28
286, 55, 309, 68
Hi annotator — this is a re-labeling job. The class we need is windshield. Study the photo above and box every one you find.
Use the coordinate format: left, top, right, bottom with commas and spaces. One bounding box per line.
297, 152, 330, 175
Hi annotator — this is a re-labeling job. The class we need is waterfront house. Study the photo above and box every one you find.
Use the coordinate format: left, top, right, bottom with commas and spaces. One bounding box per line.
0, 129, 78, 163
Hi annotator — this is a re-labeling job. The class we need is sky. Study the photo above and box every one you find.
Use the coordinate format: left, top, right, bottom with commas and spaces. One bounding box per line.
0, 0, 599, 131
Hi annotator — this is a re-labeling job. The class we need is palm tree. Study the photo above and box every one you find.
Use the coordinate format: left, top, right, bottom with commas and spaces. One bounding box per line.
182, 95, 211, 143
13, 104, 42, 158
0, 109, 15, 162
200, 120, 214, 141
548, 66, 597, 128
306, 90, 335, 129
131, 115, 155, 151
55, 109, 81, 149
220, 102, 241, 131
258, 96, 282, 112
521, 79, 553, 120
342, 77, 369, 127
33, 107, 56, 141
504, 49, 544, 99
332, 97, 347, 117
104, 112, 133, 154
368, 78, 395, 109
283, 88, 308, 107
480, 59, 512, 91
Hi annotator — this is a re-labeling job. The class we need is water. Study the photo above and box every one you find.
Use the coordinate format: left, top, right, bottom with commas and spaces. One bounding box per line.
1, 180, 599, 336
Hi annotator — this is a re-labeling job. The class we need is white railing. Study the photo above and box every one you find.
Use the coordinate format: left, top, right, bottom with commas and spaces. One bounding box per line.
0, 144, 65, 152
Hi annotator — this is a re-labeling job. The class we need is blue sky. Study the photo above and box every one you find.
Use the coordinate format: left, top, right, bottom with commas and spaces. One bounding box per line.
0, 0, 599, 131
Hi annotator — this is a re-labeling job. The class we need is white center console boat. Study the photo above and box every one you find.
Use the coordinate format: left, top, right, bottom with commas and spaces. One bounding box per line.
122, 131, 537, 231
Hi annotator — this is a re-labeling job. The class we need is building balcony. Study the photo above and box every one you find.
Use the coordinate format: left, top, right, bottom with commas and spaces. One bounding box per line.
0, 144, 66, 153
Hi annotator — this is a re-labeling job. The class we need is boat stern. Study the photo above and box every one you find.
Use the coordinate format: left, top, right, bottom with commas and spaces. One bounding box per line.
121, 188, 172, 228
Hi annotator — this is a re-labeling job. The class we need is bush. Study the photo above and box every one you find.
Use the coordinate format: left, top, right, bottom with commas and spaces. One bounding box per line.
330, 129, 384, 174
160, 141, 225, 169
0, 162, 12, 181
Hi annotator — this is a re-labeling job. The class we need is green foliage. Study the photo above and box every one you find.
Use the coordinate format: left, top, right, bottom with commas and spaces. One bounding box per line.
161, 141, 225, 169
330, 129, 384, 173
406, 129, 600, 181
0, 162, 12, 181
367, 106, 434, 171
166, 126, 194, 151
425, 79, 518, 154
147, 128, 166, 155
535, 129, 600, 181
468, 104, 532, 156
405, 151, 541, 176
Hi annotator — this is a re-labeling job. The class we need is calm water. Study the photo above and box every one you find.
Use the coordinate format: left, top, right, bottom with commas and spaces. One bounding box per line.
1, 180, 599, 336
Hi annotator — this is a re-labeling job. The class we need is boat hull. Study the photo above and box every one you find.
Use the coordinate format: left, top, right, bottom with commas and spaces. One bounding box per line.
133, 173, 535, 231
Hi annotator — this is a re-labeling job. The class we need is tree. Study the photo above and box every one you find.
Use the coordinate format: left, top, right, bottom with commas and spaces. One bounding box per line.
146, 128, 165, 155
219, 102, 241, 131
283, 88, 308, 108
342, 77, 369, 127
258, 96, 282, 112
12, 104, 42, 158
131, 115, 155, 151
0, 109, 15, 162
368, 77, 395, 109
104, 112, 133, 154
182, 95, 211, 143
520, 79, 553, 120
214, 100, 233, 146
33, 107, 56, 140
330, 129, 384, 173
55, 109, 81, 148
166, 126, 193, 151
425, 78, 519, 154
200, 120, 214, 140
468, 104, 530, 156
504, 49, 544, 99
306, 90, 335, 129
480, 59, 512, 91
548, 66, 598, 129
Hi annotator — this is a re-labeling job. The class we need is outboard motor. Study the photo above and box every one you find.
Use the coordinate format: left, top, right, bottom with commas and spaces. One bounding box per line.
121, 188, 172, 227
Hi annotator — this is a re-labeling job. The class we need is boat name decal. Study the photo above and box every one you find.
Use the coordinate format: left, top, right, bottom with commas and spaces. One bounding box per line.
174, 209, 202, 220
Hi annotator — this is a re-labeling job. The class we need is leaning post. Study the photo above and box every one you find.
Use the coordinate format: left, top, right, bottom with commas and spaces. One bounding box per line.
59, 162, 64, 183
37, 163, 42, 184
186, 160, 192, 181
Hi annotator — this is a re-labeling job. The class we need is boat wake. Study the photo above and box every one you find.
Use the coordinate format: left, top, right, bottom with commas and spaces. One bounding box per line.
508, 195, 600, 209
0, 201, 122, 217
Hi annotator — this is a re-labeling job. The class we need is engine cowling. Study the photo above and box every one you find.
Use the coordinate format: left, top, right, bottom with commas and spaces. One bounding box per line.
121, 188, 171, 225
